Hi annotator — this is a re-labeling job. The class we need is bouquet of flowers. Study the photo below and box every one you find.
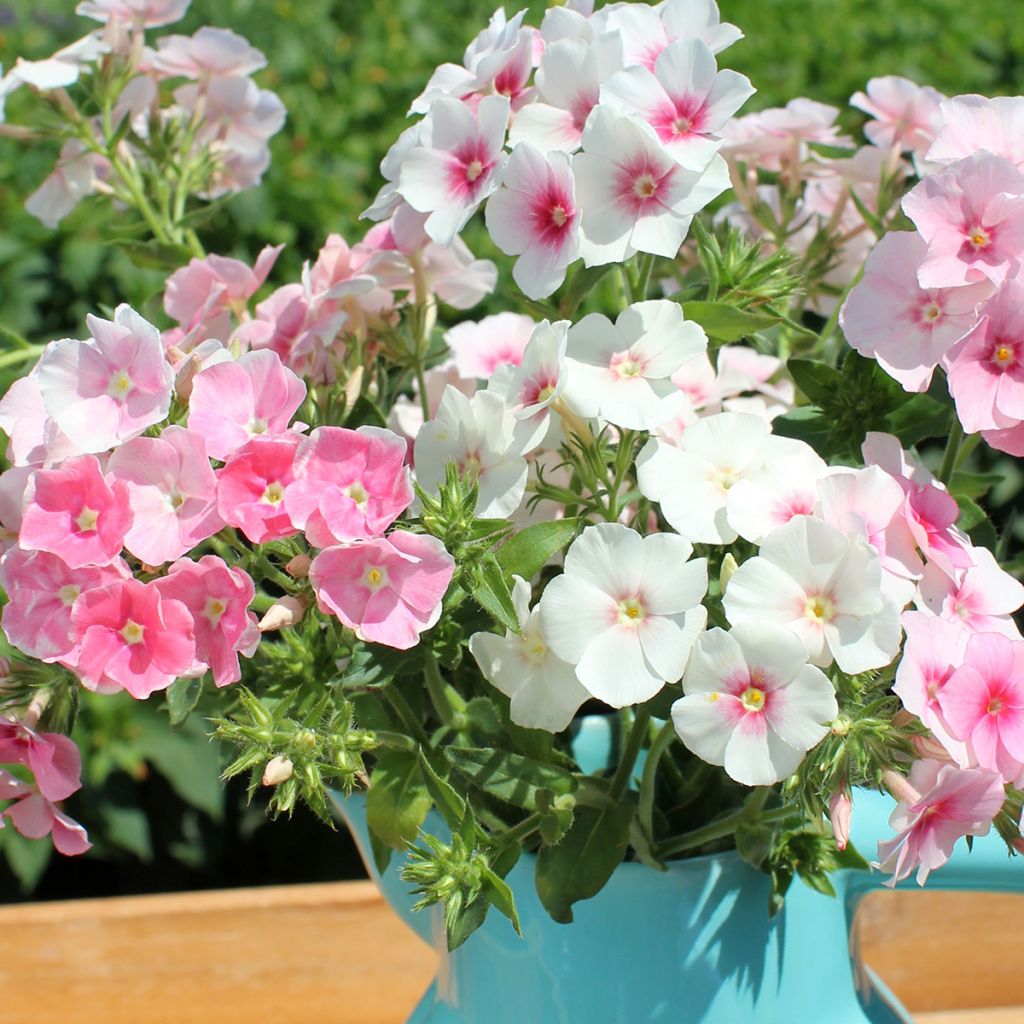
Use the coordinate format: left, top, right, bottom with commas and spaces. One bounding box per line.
0, 0, 1021, 949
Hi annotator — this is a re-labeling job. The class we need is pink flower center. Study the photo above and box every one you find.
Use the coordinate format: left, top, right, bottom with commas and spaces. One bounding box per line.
987, 695, 1005, 716
610, 350, 645, 379
521, 374, 559, 407
916, 299, 943, 326
465, 159, 484, 183
448, 140, 494, 200
966, 225, 992, 250
615, 155, 675, 216
650, 95, 708, 144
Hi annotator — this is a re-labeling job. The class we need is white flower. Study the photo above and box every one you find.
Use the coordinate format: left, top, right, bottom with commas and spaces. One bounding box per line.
501, 319, 571, 451
538, 522, 708, 707
723, 515, 902, 674
671, 623, 838, 786
562, 299, 707, 430
469, 577, 589, 732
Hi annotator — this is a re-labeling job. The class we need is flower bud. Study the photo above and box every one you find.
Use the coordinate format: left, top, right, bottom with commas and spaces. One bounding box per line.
285, 554, 312, 579
258, 595, 308, 632
828, 790, 852, 851
719, 553, 739, 595
911, 732, 957, 764
262, 755, 293, 787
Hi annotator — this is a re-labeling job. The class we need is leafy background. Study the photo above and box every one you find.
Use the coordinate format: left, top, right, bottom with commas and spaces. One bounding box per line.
0, 0, 1022, 900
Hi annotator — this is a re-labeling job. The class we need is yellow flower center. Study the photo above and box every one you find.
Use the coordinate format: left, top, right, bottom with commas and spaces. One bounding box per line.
344, 481, 369, 507
203, 597, 228, 626
740, 687, 766, 712
364, 565, 388, 590
550, 205, 568, 227
992, 342, 1016, 368
58, 584, 81, 607
465, 159, 484, 183
262, 482, 284, 505
987, 696, 1005, 715
804, 594, 835, 624
120, 619, 145, 645
108, 372, 133, 398
968, 226, 991, 249
633, 173, 657, 199
922, 302, 942, 323
617, 597, 645, 625
75, 507, 99, 532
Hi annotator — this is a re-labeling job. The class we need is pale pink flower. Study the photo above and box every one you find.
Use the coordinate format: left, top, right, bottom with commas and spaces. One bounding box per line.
444, 312, 535, 379
76, 0, 190, 28
876, 759, 1005, 885
397, 95, 510, 246
36, 305, 173, 453
149, 27, 266, 81
840, 231, 990, 392
2, 34, 108, 93
0, 375, 81, 468
0, 549, 125, 664
19, 455, 132, 569
0, 718, 83, 802
720, 98, 848, 172
419, 237, 498, 309
285, 426, 413, 548
155, 556, 258, 687
902, 152, 1024, 289
0, 771, 91, 855
187, 349, 306, 461
310, 531, 454, 650
672, 623, 837, 786
107, 426, 223, 566
0, 467, 31, 554
850, 76, 945, 153
71, 578, 197, 698
485, 143, 581, 299
538, 523, 708, 707
387, 364, 475, 443
600, 39, 754, 165
982, 419, 1024, 457
216, 434, 301, 545
25, 139, 106, 229
927, 95, 1024, 171
573, 106, 730, 265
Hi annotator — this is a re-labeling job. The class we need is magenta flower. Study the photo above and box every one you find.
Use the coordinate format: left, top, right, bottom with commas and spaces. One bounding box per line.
485, 143, 580, 299
0, 717, 83, 802
19, 454, 132, 568
108, 426, 223, 566
285, 426, 413, 548
310, 531, 455, 650
71, 578, 197, 698
187, 349, 307, 461
0, 770, 91, 855
901, 152, 1024, 289
36, 305, 174, 454
216, 434, 301, 544
155, 556, 259, 687
876, 759, 1006, 885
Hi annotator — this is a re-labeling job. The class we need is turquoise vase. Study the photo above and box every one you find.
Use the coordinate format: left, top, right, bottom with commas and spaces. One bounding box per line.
334, 719, 1024, 1024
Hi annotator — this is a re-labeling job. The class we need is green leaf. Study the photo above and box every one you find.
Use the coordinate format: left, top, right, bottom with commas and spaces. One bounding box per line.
366, 749, 432, 850
1, 828, 52, 891
535, 794, 636, 924
336, 644, 419, 689
682, 301, 779, 341
950, 469, 1004, 501
480, 864, 522, 935
735, 821, 775, 870
772, 406, 834, 454
416, 749, 466, 831
495, 517, 581, 581
885, 393, 951, 446
344, 394, 388, 429
369, 828, 393, 876
956, 495, 988, 532
470, 553, 522, 635
165, 675, 203, 726
445, 747, 577, 810
834, 841, 870, 872
787, 358, 843, 406
446, 895, 489, 950
559, 264, 615, 318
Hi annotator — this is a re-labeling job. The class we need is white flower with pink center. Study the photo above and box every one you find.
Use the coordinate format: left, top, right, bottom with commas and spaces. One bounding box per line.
485, 143, 581, 299
672, 623, 837, 787
600, 39, 754, 166
850, 76, 945, 154
501, 319, 571, 451
927, 95, 1024, 171
723, 515, 902, 674
901, 152, 1024, 289
538, 523, 708, 708
397, 95, 510, 246
36, 305, 174, 454
840, 231, 991, 393
469, 576, 589, 733
573, 106, 730, 265
562, 299, 707, 430
444, 312, 535, 379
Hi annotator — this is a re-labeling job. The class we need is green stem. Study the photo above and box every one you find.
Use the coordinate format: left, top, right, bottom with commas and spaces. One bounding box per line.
938, 419, 965, 486
384, 685, 428, 745
638, 719, 676, 842
0, 323, 32, 348
423, 651, 455, 728
690, 218, 720, 301
373, 730, 418, 753
633, 253, 655, 302
414, 360, 431, 422
0, 345, 45, 372
494, 811, 543, 847
657, 796, 790, 858
609, 705, 652, 801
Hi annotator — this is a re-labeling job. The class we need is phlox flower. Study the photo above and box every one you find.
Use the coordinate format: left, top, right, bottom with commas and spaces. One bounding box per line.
901, 152, 1024, 289
876, 759, 1005, 885
563, 299, 708, 430
76, 0, 190, 28
418, 237, 498, 310
149, 26, 266, 81
19, 455, 132, 569
71, 578, 197, 698
840, 231, 991, 393
0, 770, 91, 856
940, 633, 1024, 783
187, 349, 307, 461
499, 319, 572, 450
155, 556, 259, 687
927, 95, 1024, 171
310, 531, 454, 651
24, 139, 106, 230
387, 364, 474, 443
216, 434, 301, 544
671, 623, 838, 787
36, 305, 174, 453
444, 312, 535, 379
723, 515, 901, 674
720, 98, 848, 172
1, 34, 107, 93
285, 426, 413, 548
573, 106, 730, 265
485, 143, 581, 299
0, 467, 31, 554
0, 718, 83, 802
600, 39, 754, 166
0, 375, 81, 468
538, 522, 708, 708
469, 576, 589, 732
414, 387, 531, 518
397, 96, 510, 246
850, 76, 945, 154
0, 549, 125, 663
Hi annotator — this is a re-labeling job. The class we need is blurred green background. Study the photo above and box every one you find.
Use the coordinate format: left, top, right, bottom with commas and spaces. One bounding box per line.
0, 0, 1022, 900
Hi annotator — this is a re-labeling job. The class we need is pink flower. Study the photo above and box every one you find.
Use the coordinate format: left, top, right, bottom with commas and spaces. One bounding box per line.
0, 770, 91, 855
309, 531, 455, 650
19, 455, 132, 568
285, 426, 413, 548
71, 578, 197, 698
0, 718, 83, 802
24, 139, 105, 229
0, 467, 31, 554
939, 633, 1024, 783
216, 434, 301, 544
107, 426, 223, 566
444, 312, 535, 379
149, 26, 266, 81
0, 549, 125, 663
76, 0, 190, 28
155, 556, 258, 686
901, 152, 1024, 289
0, 375, 82, 468
850, 76, 945, 153
721, 98, 848, 172
187, 349, 306, 461
840, 231, 990, 392
927, 95, 1024, 171
485, 143, 581, 299
829, 789, 853, 851
397, 95, 510, 245
876, 760, 1005, 885
36, 305, 174, 453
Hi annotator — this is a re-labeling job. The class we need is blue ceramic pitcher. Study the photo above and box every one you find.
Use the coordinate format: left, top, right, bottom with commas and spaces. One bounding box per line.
334, 718, 1024, 1024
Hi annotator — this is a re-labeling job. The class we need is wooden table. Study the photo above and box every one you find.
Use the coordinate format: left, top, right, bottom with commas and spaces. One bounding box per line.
0, 881, 1020, 1023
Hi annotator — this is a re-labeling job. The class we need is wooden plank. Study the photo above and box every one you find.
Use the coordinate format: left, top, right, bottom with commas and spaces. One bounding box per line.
918, 1013, 1024, 1024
